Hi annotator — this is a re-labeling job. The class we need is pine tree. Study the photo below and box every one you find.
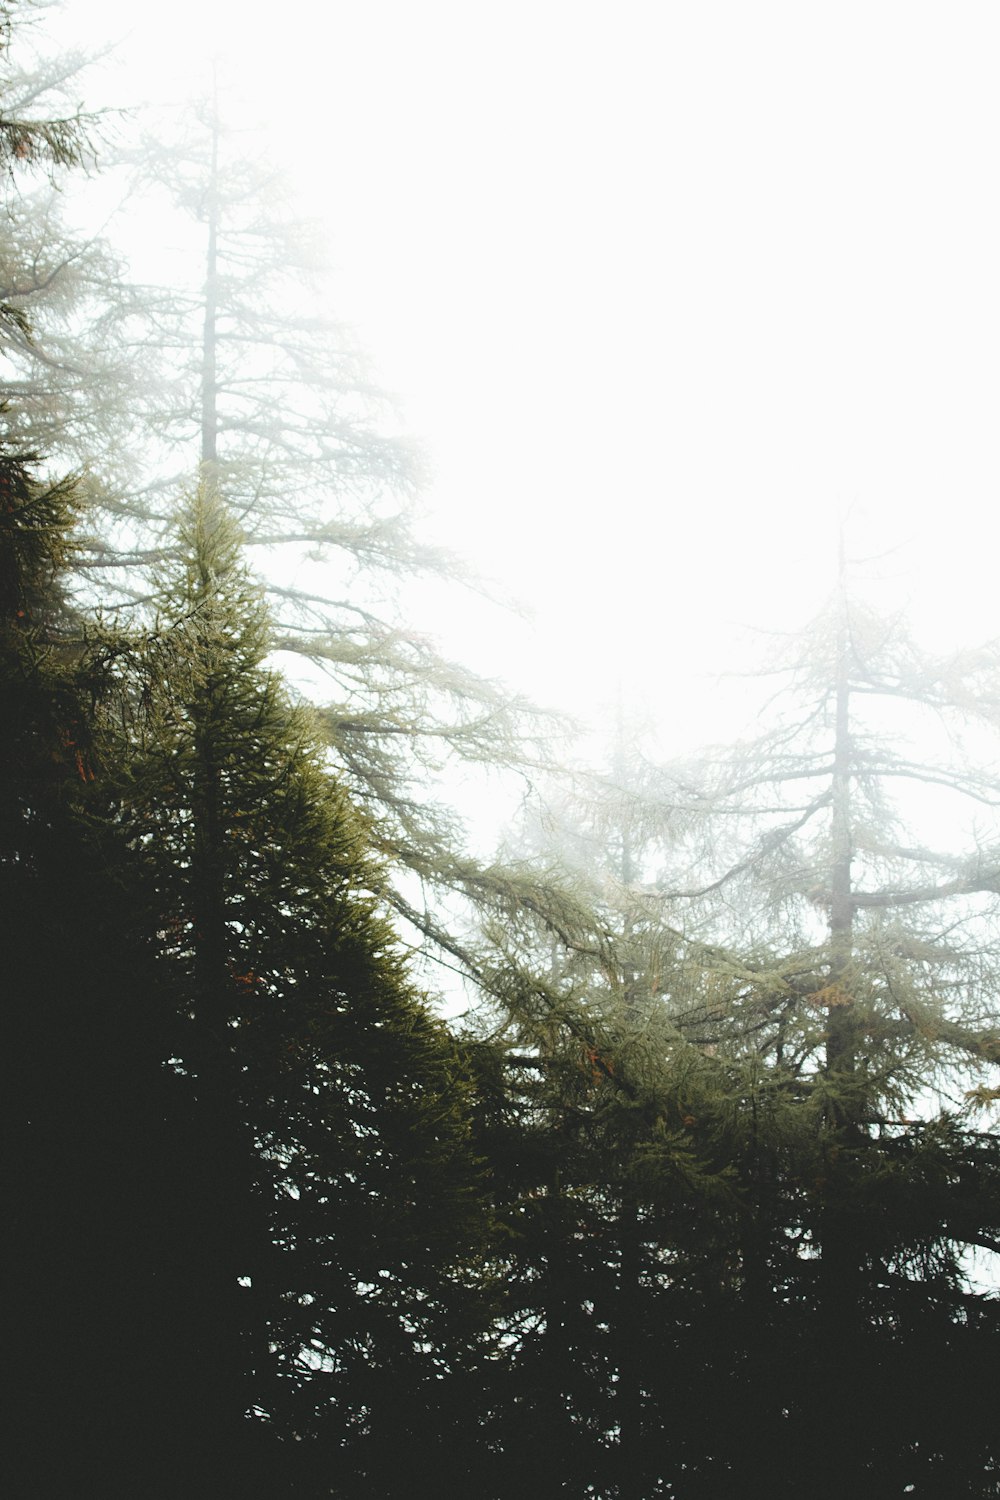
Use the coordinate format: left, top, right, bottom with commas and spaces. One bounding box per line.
66, 88, 557, 994
3, 14, 497, 1490
0, 1, 153, 526
119, 483, 494, 1492
0, 2, 95, 174
0, 436, 235, 1496
463, 734, 743, 1499
640, 581, 1000, 1496
1, 20, 255, 1487
4, 17, 569, 1027
478, 612, 1000, 1498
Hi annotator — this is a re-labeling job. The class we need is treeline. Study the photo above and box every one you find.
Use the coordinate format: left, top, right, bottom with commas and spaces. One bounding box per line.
3, 7, 1000, 1497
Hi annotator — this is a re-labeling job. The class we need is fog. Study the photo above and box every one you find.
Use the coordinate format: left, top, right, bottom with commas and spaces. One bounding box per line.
64, 0, 1000, 749
9, 9, 1000, 1471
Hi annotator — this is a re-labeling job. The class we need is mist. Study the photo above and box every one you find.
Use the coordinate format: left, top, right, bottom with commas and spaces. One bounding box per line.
7, 4, 1000, 1493
61, 0, 1000, 746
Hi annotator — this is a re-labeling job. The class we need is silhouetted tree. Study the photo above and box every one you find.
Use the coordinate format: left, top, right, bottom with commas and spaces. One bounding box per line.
636, 582, 1000, 1497
117, 484, 495, 1492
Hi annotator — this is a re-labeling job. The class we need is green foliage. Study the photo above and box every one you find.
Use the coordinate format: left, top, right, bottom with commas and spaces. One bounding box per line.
471, 611, 1000, 1495
4, 8, 999, 1493
0, 440, 215, 1495
0, 433, 97, 837
0, 5, 94, 177
112, 486, 494, 1485
0, 3, 147, 518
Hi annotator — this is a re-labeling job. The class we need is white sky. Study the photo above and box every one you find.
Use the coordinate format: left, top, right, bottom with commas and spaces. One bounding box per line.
57, 0, 1000, 749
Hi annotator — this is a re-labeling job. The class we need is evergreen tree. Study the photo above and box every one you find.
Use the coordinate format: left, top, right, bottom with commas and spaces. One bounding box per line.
0, 1, 94, 174
0, 22, 250, 1488
463, 737, 741, 1499
0, 447, 495, 1491
0, 436, 232, 1496
480, 620, 1000, 1497
1, 35, 562, 1011
0, 1, 153, 526
0, 179, 146, 494
119, 484, 494, 1492
635, 583, 1000, 1497
73, 89, 558, 994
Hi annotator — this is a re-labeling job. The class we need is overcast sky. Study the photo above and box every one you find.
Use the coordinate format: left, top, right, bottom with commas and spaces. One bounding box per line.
61, 0, 1000, 748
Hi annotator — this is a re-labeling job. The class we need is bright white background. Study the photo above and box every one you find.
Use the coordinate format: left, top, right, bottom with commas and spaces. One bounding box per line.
57, 1, 1000, 749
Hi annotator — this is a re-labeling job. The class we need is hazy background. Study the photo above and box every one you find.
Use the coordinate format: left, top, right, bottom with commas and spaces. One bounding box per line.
61, 0, 1000, 747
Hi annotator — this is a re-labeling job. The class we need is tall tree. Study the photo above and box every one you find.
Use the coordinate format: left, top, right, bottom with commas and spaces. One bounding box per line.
0, 69, 556, 1006
1, 22, 240, 1487
481, 603, 1000, 1496
640, 581, 1000, 1496
4, 21, 564, 1014
465, 730, 742, 1499
2, 15, 496, 1492
0, 1, 155, 530
0, 435, 234, 1496
120, 484, 495, 1492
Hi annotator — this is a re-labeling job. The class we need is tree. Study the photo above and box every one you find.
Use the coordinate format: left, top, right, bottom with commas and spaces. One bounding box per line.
473, 598, 1000, 1496
0, 1, 155, 535
0, 435, 241, 1496
0, 1, 96, 174
118, 484, 495, 1491
461, 727, 743, 1500
1, 23, 250, 1487
0, 179, 148, 488
4, 21, 564, 1018
638, 579, 1000, 1496
68, 88, 557, 993
2, 15, 497, 1492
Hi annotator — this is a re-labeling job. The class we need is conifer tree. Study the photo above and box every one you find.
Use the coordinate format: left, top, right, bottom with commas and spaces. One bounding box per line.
71, 90, 557, 994
482, 618, 1000, 1497
119, 483, 494, 1491
0, 1, 153, 527
4, 17, 567, 1020
0, 435, 231, 1496
464, 741, 743, 1499
635, 584, 1000, 1497
3, 15, 498, 1490
1, 21, 252, 1487
0, 1, 94, 174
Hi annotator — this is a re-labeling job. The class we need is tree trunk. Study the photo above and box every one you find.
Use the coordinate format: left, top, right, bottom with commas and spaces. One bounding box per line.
825, 594, 856, 1086
201, 91, 219, 485
817, 581, 865, 1498
614, 735, 644, 1499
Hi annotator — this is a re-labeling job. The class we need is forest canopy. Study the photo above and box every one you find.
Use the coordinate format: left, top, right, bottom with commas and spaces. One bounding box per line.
3, 6, 999, 1498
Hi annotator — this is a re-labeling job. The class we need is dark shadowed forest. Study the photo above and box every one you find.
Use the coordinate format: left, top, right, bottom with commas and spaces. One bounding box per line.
3, 5, 999, 1496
